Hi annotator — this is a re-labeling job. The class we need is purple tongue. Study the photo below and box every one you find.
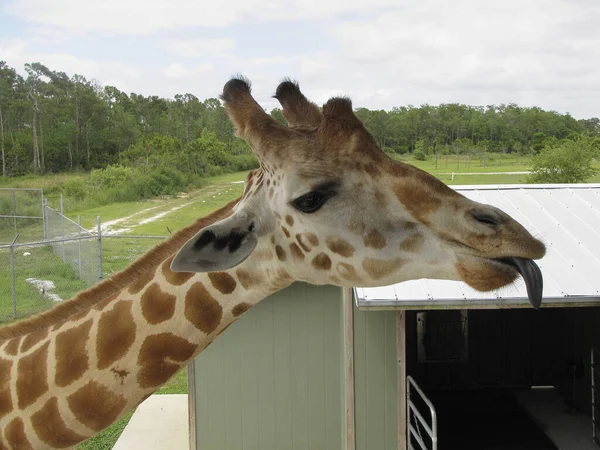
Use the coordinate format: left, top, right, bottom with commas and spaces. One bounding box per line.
509, 257, 544, 309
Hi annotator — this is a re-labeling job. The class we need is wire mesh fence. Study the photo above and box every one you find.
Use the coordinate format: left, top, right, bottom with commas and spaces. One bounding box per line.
0, 188, 45, 244
0, 191, 168, 323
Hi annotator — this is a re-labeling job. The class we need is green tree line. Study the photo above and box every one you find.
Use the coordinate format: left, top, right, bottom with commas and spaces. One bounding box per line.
1, 60, 599, 179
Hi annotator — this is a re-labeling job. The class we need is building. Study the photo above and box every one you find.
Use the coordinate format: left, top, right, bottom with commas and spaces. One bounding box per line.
188, 183, 600, 450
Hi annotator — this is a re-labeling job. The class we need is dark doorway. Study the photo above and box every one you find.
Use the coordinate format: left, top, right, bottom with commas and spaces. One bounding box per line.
427, 389, 558, 450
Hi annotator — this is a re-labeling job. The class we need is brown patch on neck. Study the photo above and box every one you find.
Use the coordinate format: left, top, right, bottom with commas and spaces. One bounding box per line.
312, 253, 332, 271
363, 230, 386, 249
362, 258, 405, 280
326, 237, 355, 257
185, 282, 223, 334
3, 337, 20, 356
0, 197, 240, 340
16, 340, 50, 409
55, 319, 93, 387
67, 381, 127, 431
137, 332, 197, 388
296, 233, 319, 252
141, 283, 177, 324
31, 397, 87, 447
127, 268, 156, 295
20, 327, 49, 353
336, 262, 362, 283
285, 215, 294, 226
96, 301, 137, 370
235, 268, 258, 290
232, 302, 252, 317
275, 245, 287, 261
5, 417, 31, 449
208, 272, 237, 295
0, 358, 13, 420
289, 243, 305, 261
400, 234, 424, 253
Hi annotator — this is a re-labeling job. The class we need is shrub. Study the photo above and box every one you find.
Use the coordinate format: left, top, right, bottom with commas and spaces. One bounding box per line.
528, 137, 598, 184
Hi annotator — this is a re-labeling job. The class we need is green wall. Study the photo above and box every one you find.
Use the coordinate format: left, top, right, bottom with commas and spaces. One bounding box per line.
353, 304, 398, 450
192, 282, 343, 450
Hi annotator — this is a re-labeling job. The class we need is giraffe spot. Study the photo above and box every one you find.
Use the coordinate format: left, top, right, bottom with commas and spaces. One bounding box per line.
375, 190, 388, 208
128, 268, 156, 295
326, 237, 355, 257
20, 327, 49, 353
97, 301, 136, 370
3, 336, 21, 356
111, 368, 130, 385
137, 333, 197, 388
16, 341, 49, 409
269, 187, 274, 198
296, 233, 319, 252
364, 230, 386, 249
162, 256, 195, 286
255, 248, 274, 262
362, 163, 381, 177
93, 293, 119, 312
5, 418, 31, 449
0, 358, 13, 420
67, 380, 127, 432
400, 234, 425, 253
281, 226, 291, 238
208, 272, 237, 295
141, 283, 176, 325
267, 179, 271, 186
329, 275, 341, 284
337, 262, 362, 283
285, 215, 294, 226
55, 319, 93, 387
290, 243, 305, 261
275, 245, 287, 261
31, 397, 87, 448
232, 302, 252, 317
393, 182, 442, 224
236, 268, 258, 290
185, 282, 223, 334
312, 253, 332, 271
362, 258, 405, 280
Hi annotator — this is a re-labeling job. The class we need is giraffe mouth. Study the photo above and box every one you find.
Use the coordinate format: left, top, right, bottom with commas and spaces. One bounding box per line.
497, 257, 543, 309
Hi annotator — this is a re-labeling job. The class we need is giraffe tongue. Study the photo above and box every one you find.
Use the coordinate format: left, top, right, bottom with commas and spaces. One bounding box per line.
504, 257, 544, 309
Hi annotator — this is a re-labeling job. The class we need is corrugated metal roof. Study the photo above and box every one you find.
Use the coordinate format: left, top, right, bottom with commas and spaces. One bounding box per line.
355, 183, 600, 310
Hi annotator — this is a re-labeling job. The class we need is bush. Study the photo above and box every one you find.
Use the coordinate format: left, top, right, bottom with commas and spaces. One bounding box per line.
414, 148, 427, 161
528, 137, 598, 184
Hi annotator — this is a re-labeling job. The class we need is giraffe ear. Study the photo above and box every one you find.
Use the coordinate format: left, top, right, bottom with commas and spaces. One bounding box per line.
170, 214, 258, 273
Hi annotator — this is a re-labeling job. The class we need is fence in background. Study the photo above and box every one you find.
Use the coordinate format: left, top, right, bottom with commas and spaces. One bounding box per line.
0, 192, 168, 322
0, 188, 45, 244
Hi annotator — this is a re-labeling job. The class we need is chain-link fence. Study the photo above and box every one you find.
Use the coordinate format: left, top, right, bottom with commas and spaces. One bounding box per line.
0, 188, 45, 244
0, 191, 168, 323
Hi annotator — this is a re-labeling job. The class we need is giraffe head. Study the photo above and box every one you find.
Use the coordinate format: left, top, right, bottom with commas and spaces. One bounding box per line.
172, 77, 546, 307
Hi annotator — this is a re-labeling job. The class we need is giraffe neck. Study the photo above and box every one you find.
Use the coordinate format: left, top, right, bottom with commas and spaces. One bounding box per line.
0, 214, 290, 450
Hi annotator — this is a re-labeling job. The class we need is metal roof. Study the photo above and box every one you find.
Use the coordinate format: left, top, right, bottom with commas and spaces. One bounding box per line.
354, 183, 600, 310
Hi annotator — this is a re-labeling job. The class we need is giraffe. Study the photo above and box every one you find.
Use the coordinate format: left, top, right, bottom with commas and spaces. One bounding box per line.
0, 76, 546, 449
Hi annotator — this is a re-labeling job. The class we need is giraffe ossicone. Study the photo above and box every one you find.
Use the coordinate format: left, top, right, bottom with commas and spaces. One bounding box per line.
0, 76, 545, 449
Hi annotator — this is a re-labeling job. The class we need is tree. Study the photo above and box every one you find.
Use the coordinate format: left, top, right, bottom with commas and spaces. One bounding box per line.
528, 137, 598, 184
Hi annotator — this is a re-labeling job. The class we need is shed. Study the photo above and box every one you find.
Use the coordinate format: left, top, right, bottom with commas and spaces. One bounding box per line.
188, 184, 600, 450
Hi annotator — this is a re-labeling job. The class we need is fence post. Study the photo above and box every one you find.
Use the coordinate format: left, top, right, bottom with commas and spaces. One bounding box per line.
10, 234, 19, 319
41, 191, 47, 241
60, 194, 65, 261
78, 216, 83, 280
97, 216, 103, 281
12, 191, 17, 238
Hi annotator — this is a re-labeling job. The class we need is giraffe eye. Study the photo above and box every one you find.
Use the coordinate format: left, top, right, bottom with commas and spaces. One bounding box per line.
293, 192, 327, 213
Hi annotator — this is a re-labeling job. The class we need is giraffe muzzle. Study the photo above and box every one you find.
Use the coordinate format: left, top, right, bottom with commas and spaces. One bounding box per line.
500, 257, 544, 309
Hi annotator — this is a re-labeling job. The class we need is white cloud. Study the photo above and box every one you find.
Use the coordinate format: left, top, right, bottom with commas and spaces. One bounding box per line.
160, 38, 236, 58
4, 0, 401, 36
164, 63, 214, 80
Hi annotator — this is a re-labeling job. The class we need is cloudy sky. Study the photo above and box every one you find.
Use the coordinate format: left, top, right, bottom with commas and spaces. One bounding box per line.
1, 0, 599, 118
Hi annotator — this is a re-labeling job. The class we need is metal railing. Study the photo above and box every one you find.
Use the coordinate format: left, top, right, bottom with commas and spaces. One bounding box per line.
407, 376, 438, 450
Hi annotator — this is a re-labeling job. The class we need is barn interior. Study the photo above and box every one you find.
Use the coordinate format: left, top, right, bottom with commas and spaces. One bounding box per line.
404, 307, 600, 450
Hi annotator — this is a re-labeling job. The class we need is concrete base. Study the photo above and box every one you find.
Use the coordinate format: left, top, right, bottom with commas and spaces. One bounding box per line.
113, 394, 189, 450
515, 388, 598, 450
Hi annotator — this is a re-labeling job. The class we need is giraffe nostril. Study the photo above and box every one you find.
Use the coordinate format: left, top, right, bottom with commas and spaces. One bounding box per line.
471, 209, 503, 227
